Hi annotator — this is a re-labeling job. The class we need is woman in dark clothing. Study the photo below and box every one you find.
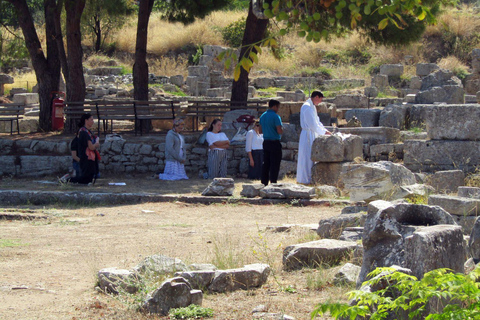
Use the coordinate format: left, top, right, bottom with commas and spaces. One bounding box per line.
63, 113, 100, 185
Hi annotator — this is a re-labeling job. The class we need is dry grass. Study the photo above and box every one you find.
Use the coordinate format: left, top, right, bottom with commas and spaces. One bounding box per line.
437, 55, 469, 73
3, 71, 37, 93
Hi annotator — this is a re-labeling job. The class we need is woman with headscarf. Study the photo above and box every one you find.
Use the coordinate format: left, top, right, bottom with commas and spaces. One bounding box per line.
159, 118, 189, 180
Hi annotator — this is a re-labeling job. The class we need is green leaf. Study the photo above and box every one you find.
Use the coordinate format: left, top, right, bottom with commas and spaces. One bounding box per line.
215, 51, 226, 62
249, 51, 258, 64
336, 12, 343, 19
417, 9, 426, 20
253, 45, 262, 55
313, 12, 321, 20
378, 18, 389, 30
297, 30, 306, 37
224, 58, 231, 70
233, 65, 241, 81
264, 9, 274, 18
262, 2, 270, 9
364, 6, 371, 14
279, 28, 287, 36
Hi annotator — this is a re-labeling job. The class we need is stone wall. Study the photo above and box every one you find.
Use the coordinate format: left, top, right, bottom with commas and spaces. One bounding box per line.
0, 136, 300, 178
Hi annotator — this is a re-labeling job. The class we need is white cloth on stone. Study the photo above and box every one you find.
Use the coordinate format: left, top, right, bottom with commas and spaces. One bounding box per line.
296, 98, 327, 184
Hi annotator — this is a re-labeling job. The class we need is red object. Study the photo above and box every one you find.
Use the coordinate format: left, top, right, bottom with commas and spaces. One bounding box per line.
51, 92, 65, 131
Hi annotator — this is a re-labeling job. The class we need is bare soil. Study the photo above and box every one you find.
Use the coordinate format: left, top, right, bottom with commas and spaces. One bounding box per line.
0, 176, 349, 320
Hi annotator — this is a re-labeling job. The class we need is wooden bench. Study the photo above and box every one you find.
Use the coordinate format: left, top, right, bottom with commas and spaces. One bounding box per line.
185, 100, 267, 131
96, 101, 136, 134
0, 103, 25, 135
134, 100, 180, 135
64, 101, 99, 135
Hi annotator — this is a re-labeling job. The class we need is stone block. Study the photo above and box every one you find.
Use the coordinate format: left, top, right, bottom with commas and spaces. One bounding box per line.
208, 263, 270, 292
458, 186, 480, 199
403, 140, 480, 172
98, 267, 138, 294
379, 104, 408, 129
425, 170, 464, 194
345, 109, 381, 127
343, 135, 363, 161
364, 86, 378, 98
410, 76, 422, 90
426, 105, 480, 140
333, 263, 361, 285
380, 64, 404, 76
372, 74, 389, 89
415, 86, 465, 104
416, 63, 439, 77
332, 94, 369, 108
428, 194, 480, 216
404, 225, 465, 279
283, 239, 361, 270
336, 127, 401, 145
311, 135, 344, 162
317, 213, 366, 239
12, 93, 39, 105
312, 162, 345, 186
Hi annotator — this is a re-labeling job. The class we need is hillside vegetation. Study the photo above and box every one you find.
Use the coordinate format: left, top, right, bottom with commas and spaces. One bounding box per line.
3, 4, 480, 93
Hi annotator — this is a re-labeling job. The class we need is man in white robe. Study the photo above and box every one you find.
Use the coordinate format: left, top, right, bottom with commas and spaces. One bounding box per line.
296, 91, 331, 184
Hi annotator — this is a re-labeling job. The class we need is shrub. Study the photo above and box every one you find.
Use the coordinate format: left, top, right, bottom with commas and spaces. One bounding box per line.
312, 266, 480, 320
220, 17, 246, 48
169, 304, 214, 319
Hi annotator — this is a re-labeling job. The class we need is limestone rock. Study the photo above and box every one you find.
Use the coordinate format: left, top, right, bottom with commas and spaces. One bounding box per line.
202, 178, 235, 196
134, 254, 188, 275
311, 135, 344, 162
259, 183, 315, 199
98, 267, 139, 294
358, 202, 456, 286
428, 195, 480, 216
208, 263, 270, 292
332, 94, 369, 108
345, 109, 381, 127
404, 225, 465, 279
416, 63, 439, 77
174, 270, 215, 290
143, 277, 202, 315
380, 64, 404, 77
426, 105, 480, 141
333, 263, 361, 285
240, 184, 264, 198
469, 217, 480, 262
311, 162, 344, 186
317, 213, 366, 239
339, 161, 416, 202
379, 104, 408, 130
339, 227, 364, 241
283, 239, 361, 271
425, 170, 465, 194
315, 185, 341, 198
458, 186, 480, 199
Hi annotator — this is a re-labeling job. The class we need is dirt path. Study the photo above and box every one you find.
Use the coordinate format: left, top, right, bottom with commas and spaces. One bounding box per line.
0, 201, 346, 319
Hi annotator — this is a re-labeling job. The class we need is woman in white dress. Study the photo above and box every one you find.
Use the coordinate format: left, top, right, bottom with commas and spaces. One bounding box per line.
159, 118, 189, 180
206, 119, 230, 178
245, 121, 263, 179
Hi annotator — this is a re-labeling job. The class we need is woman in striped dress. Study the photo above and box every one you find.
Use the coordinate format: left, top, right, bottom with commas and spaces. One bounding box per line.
206, 119, 230, 178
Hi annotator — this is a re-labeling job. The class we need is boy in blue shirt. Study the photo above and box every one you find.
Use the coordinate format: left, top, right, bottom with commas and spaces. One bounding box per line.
259, 99, 283, 186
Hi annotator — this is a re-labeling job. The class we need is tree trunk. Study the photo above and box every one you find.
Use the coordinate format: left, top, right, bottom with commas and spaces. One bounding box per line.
133, 0, 154, 132
6, 0, 61, 131
230, 0, 269, 104
64, 1, 86, 102
54, 0, 69, 84
94, 13, 101, 52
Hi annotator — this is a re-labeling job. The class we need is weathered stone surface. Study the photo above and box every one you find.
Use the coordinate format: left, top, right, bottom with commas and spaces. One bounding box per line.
315, 185, 341, 198
311, 162, 345, 186
340, 161, 416, 202
341, 205, 368, 215
240, 183, 264, 198
364, 86, 379, 98
415, 86, 465, 104
188, 263, 217, 271
283, 239, 361, 270
345, 109, 381, 127
259, 183, 315, 199
208, 264, 270, 292
317, 213, 366, 239
174, 270, 215, 290
13, 93, 39, 105
421, 69, 462, 90
390, 184, 435, 201
404, 225, 465, 279
426, 105, 480, 141
425, 170, 464, 194
0, 74, 14, 84
469, 217, 480, 262
358, 202, 456, 286
278, 160, 297, 178
311, 135, 344, 162
343, 135, 363, 161
428, 194, 480, 216
339, 227, 364, 241
143, 277, 202, 315
134, 254, 188, 274
372, 74, 389, 89
98, 267, 138, 294
458, 186, 480, 199
379, 104, 408, 129
416, 63, 439, 77
280, 123, 299, 143
380, 64, 404, 77
337, 127, 400, 145
403, 140, 480, 172
202, 178, 235, 196
332, 94, 369, 108
334, 263, 361, 285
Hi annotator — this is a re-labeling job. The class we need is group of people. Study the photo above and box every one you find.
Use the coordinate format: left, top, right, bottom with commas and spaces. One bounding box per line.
65, 90, 330, 186
159, 90, 330, 186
